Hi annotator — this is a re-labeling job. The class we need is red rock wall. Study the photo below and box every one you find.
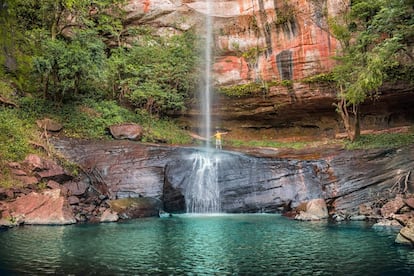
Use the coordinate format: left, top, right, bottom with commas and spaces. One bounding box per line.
213, 0, 341, 85
122, 0, 344, 85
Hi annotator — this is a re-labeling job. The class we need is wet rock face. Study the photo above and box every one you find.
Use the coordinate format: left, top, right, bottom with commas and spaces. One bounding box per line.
53, 139, 414, 216
165, 151, 328, 213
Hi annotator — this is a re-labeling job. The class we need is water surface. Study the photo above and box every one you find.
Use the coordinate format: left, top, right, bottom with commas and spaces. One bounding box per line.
0, 214, 413, 275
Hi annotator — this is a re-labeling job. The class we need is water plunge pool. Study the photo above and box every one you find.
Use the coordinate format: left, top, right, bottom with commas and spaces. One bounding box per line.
0, 214, 413, 275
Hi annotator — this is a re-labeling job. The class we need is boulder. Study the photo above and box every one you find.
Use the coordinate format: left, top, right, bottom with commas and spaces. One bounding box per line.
64, 181, 89, 196
108, 197, 161, 219
109, 123, 143, 140
7, 189, 76, 225
36, 118, 63, 132
24, 154, 72, 182
100, 209, 119, 223
373, 219, 402, 228
404, 197, 414, 209
392, 213, 414, 226
68, 196, 80, 205
295, 198, 328, 221
381, 196, 405, 218
24, 154, 45, 171
15, 175, 38, 186
395, 219, 414, 245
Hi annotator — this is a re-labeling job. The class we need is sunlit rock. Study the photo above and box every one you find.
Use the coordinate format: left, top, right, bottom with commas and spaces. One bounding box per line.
395, 220, 414, 245
109, 123, 144, 141
7, 189, 76, 225
295, 198, 328, 221
381, 196, 405, 218
108, 197, 161, 218
100, 209, 119, 222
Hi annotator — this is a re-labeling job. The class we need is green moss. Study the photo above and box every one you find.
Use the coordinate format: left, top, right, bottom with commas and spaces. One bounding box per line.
218, 83, 264, 98
345, 132, 414, 150
218, 80, 293, 98
273, 2, 296, 27
228, 139, 308, 149
301, 73, 336, 84
0, 107, 35, 161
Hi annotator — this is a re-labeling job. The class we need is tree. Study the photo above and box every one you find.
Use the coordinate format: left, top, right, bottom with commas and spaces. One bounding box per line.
330, 0, 413, 141
107, 31, 198, 115
1, 0, 125, 101
33, 30, 107, 101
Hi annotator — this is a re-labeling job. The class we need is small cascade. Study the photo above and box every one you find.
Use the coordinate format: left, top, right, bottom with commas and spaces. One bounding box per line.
185, 151, 220, 213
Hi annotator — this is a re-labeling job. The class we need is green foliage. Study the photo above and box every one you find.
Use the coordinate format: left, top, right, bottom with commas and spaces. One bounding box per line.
218, 80, 293, 97
301, 73, 335, 84
32, 30, 107, 101
241, 47, 264, 64
218, 83, 264, 97
331, 0, 413, 105
273, 1, 296, 27
18, 97, 191, 143
139, 112, 192, 144
0, 107, 33, 161
108, 31, 198, 115
228, 139, 308, 149
345, 132, 414, 150
328, 0, 413, 141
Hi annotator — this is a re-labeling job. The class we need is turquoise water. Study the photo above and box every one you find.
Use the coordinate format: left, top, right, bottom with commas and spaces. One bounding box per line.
0, 214, 413, 275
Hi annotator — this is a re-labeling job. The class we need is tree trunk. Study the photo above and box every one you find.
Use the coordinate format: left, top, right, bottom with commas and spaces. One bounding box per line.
337, 94, 360, 142
42, 73, 50, 99
352, 104, 361, 141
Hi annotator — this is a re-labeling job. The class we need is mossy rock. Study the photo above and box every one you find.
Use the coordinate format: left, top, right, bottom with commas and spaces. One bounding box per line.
108, 197, 161, 219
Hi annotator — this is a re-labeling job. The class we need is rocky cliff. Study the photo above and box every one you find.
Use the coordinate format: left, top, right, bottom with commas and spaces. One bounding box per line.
122, 0, 414, 140
53, 139, 414, 217
123, 0, 341, 84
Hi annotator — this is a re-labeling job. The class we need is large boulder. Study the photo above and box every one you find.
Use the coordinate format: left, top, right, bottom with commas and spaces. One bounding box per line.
109, 123, 143, 141
108, 197, 161, 219
100, 209, 119, 223
7, 189, 76, 225
395, 219, 414, 245
381, 196, 405, 218
295, 198, 328, 221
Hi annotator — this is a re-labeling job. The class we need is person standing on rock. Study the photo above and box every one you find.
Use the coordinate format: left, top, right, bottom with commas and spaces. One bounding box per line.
213, 130, 228, 150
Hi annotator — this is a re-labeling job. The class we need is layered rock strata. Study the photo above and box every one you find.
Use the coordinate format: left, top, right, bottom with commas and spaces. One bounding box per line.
53, 139, 414, 218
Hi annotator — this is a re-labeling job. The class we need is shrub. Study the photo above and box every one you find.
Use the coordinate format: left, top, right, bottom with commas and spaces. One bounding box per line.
346, 132, 414, 149
0, 107, 33, 161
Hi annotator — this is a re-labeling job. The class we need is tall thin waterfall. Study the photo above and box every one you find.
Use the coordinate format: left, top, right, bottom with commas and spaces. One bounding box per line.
201, 0, 213, 142
185, 0, 221, 213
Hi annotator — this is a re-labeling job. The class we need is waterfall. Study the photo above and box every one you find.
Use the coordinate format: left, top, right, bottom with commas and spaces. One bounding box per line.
185, 151, 220, 213
201, 0, 213, 143
185, 0, 221, 213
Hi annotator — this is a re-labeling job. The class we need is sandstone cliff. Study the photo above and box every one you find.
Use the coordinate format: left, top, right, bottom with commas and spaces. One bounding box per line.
121, 0, 414, 140
123, 0, 342, 84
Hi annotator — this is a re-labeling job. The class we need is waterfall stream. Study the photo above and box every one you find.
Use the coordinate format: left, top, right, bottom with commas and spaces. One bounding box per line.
185, 151, 220, 213
185, 0, 221, 213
